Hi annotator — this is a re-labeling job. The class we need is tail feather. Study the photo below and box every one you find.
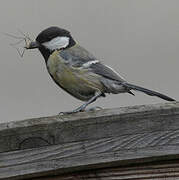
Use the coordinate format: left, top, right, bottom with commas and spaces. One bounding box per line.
123, 83, 175, 102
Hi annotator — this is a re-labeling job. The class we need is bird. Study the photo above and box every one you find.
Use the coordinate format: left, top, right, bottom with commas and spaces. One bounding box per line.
25, 26, 175, 114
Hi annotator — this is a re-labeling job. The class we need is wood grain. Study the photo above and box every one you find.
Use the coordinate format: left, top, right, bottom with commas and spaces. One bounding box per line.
0, 102, 179, 179
33, 161, 179, 180
0, 102, 179, 153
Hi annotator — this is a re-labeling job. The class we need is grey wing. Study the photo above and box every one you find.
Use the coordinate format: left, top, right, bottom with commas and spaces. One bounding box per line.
60, 44, 125, 82
59, 45, 128, 94
87, 62, 130, 94
90, 62, 126, 83
59, 44, 97, 67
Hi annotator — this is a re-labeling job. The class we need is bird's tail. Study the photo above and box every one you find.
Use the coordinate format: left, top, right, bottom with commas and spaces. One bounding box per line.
123, 83, 175, 101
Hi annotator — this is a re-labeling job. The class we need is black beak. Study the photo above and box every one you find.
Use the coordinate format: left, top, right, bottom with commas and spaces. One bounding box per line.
25, 41, 40, 49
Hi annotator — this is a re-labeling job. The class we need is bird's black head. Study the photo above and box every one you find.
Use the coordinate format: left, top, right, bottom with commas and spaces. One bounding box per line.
36, 27, 74, 45
26, 26, 76, 62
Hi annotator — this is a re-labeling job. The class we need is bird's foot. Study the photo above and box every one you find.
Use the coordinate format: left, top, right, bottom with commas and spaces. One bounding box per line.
59, 105, 86, 115
59, 110, 83, 115
59, 106, 102, 115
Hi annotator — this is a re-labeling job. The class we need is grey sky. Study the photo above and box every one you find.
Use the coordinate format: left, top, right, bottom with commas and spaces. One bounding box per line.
0, 0, 178, 122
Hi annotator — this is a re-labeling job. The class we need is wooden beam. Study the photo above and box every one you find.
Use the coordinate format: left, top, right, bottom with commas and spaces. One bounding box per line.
33, 160, 179, 180
0, 102, 179, 179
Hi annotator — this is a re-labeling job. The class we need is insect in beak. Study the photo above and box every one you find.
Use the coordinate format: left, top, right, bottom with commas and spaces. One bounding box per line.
3, 30, 36, 57
25, 41, 40, 49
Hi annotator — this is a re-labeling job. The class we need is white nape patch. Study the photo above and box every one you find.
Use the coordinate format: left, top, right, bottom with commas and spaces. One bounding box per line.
43, 36, 69, 51
82, 60, 99, 68
105, 65, 126, 80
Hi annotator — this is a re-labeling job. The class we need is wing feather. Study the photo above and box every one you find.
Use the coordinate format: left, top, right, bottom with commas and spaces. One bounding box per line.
59, 44, 125, 83
90, 63, 126, 83
59, 44, 96, 67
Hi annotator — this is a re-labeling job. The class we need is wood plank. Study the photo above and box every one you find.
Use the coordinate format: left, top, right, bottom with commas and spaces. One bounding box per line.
32, 160, 179, 180
1, 140, 179, 178
1, 145, 179, 179
0, 102, 179, 179
0, 102, 179, 153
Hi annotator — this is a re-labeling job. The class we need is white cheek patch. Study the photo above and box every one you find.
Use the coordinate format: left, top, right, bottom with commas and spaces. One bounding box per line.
43, 36, 69, 51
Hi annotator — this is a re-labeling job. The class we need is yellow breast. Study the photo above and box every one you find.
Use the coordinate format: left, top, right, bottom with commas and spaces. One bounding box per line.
46, 50, 104, 101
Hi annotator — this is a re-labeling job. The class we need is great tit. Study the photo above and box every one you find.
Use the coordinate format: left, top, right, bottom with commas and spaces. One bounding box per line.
25, 26, 175, 114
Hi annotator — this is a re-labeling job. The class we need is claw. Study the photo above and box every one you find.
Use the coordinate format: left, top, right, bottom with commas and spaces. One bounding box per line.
59, 106, 102, 115
59, 92, 103, 115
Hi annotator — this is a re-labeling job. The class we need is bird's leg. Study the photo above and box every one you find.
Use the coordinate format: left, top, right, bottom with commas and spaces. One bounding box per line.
73, 92, 102, 112
59, 91, 102, 115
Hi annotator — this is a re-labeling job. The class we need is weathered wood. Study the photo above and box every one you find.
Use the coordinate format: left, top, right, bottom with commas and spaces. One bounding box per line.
0, 102, 179, 153
0, 102, 179, 179
1, 143, 179, 179
33, 160, 179, 180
